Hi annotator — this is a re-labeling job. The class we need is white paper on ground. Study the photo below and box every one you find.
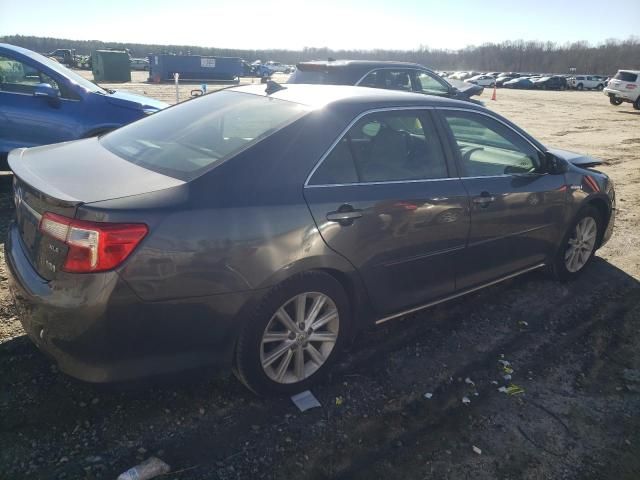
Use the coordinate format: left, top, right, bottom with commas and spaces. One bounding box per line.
291, 390, 322, 412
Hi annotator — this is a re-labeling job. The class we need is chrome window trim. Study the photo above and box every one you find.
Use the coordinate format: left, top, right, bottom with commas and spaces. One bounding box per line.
306, 177, 459, 189
304, 106, 444, 188
375, 262, 546, 325
304, 105, 548, 188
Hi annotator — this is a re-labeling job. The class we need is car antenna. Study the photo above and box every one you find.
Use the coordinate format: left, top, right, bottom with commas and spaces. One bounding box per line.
265, 80, 287, 95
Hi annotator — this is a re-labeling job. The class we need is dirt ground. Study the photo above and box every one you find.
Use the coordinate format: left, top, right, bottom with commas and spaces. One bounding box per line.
0, 76, 639, 480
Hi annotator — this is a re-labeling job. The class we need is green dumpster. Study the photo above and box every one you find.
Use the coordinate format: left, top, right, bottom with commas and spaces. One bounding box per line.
91, 50, 131, 82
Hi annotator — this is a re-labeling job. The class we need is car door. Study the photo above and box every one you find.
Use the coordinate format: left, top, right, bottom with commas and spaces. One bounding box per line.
435, 108, 567, 290
0, 52, 83, 151
304, 108, 470, 316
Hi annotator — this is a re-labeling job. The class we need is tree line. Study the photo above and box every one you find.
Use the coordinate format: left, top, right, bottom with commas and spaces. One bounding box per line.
2, 34, 638, 75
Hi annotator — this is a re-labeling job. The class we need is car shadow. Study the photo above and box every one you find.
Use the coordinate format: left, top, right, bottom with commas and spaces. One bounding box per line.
617, 110, 640, 115
1, 256, 638, 479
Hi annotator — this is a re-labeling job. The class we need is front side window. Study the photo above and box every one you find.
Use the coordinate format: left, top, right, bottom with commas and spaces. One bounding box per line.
101, 91, 310, 180
415, 72, 450, 96
309, 111, 448, 185
0, 55, 60, 95
442, 111, 541, 177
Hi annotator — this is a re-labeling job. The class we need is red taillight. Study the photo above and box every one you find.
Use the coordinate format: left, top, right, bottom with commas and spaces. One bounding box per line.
39, 212, 148, 273
626, 84, 637, 89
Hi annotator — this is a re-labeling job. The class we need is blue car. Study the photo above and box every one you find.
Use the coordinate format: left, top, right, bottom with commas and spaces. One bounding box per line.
0, 43, 167, 165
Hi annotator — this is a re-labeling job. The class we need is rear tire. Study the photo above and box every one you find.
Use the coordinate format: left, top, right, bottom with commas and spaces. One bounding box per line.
610, 96, 623, 106
597, 84, 604, 91
234, 271, 350, 395
634, 97, 640, 110
551, 206, 602, 281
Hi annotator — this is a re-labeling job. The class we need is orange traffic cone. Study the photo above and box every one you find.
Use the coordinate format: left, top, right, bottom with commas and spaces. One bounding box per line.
491, 83, 497, 101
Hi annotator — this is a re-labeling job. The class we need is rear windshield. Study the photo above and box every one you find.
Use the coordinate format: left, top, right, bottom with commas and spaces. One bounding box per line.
288, 67, 345, 85
101, 90, 309, 180
614, 71, 638, 82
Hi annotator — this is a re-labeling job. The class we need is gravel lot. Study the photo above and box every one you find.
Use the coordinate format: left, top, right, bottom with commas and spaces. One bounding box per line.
1, 75, 639, 480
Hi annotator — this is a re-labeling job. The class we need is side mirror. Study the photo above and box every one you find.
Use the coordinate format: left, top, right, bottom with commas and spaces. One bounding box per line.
33, 83, 60, 106
545, 152, 568, 174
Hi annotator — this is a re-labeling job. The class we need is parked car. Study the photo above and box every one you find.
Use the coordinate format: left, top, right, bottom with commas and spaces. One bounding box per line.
288, 60, 483, 102
467, 74, 496, 87
265, 61, 293, 74
0, 43, 167, 167
568, 75, 606, 90
495, 74, 520, 87
503, 77, 534, 89
604, 70, 640, 109
130, 58, 150, 71
531, 75, 568, 90
6, 83, 615, 394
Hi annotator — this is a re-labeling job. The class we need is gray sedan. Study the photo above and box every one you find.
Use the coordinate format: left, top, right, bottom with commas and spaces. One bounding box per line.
6, 84, 615, 394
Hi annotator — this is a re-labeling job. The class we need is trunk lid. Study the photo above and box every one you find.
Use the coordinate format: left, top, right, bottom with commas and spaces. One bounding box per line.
548, 147, 604, 168
9, 138, 184, 280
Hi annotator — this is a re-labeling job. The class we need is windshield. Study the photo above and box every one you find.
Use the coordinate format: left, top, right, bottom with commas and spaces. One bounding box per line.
28, 50, 105, 93
100, 90, 310, 181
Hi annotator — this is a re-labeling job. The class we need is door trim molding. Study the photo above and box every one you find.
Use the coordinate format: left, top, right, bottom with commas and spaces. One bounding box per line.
374, 262, 546, 325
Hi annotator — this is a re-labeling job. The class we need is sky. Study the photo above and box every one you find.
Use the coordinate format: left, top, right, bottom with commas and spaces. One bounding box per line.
1, 0, 638, 51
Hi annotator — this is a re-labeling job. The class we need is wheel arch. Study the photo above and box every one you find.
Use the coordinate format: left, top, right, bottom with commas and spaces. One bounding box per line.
584, 195, 611, 247
252, 256, 374, 335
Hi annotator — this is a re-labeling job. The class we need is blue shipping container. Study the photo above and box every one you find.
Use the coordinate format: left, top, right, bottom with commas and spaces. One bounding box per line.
148, 54, 243, 82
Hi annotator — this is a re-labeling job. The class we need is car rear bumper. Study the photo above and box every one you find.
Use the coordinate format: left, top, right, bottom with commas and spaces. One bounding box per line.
604, 88, 637, 102
5, 223, 255, 383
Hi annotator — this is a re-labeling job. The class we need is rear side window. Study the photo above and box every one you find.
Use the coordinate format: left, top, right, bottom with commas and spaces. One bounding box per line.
614, 71, 638, 82
101, 91, 309, 180
309, 111, 448, 185
359, 70, 413, 92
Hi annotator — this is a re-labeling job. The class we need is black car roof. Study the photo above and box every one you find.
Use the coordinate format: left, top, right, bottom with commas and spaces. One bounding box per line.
232, 83, 479, 110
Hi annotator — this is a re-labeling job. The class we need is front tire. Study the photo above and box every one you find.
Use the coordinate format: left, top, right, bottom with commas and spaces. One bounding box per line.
234, 271, 350, 395
577, 83, 584, 91
551, 206, 602, 281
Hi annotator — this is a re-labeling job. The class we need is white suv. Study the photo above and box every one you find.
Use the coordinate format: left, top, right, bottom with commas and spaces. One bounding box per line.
569, 75, 606, 90
604, 70, 640, 109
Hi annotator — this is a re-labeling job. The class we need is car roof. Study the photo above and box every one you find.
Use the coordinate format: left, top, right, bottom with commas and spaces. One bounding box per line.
230, 83, 475, 110
296, 59, 427, 70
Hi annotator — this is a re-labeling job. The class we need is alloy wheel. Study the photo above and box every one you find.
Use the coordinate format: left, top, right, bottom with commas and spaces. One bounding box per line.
260, 292, 339, 384
564, 217, 597, 273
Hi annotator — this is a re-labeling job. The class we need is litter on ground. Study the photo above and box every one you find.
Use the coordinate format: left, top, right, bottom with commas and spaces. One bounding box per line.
291, 390, 322, 412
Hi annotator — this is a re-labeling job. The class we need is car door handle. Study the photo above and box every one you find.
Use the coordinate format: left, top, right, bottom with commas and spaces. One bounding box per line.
472, 193, 496, 207
326, 205, 363, 226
